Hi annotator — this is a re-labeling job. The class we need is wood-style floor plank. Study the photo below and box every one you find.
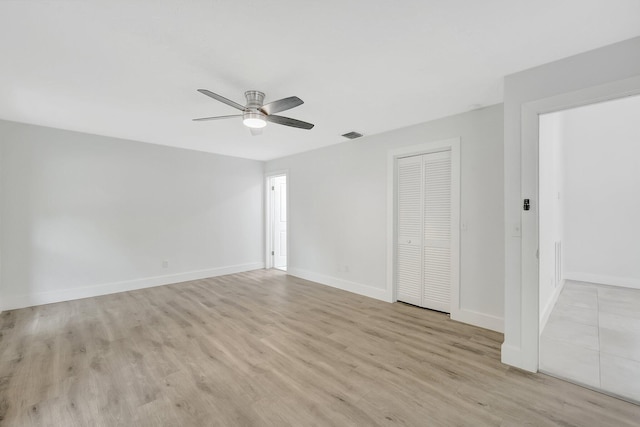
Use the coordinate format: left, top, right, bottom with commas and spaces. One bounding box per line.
0, 269, 638, 426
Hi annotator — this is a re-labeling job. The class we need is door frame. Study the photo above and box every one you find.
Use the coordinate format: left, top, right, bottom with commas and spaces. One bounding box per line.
265, 170, 289, 270
520, 76, 640, 372
387, 137, 461, 318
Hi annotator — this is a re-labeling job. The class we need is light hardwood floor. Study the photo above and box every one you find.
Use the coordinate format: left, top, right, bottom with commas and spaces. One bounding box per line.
1, 270, 639, 426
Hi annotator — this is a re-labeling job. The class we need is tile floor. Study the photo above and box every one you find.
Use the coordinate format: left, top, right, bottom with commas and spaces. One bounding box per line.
540, 280, 640, 403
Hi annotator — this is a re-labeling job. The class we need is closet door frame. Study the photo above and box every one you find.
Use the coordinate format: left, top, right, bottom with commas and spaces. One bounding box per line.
386, 138, 461, 321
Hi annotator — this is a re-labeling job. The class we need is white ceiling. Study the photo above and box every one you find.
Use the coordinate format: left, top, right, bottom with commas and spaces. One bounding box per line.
1, 1, 639, 161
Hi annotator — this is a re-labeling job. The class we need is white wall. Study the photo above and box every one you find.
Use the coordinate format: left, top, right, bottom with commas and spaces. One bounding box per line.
0, 120, 264, 310
503, 36, 640, 371
0, 133, 2, 310
562, 95, 640, 288
266, 105, 504, 331
539, 112, 564, 329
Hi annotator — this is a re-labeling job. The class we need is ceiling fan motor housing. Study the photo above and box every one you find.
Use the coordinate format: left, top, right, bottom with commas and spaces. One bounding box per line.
241, 91, 266, 128
242, 91, 267, 127
245, 90, 265, 110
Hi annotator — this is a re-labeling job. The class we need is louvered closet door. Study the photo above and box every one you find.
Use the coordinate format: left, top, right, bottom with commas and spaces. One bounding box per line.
396, 156, 423, 306
396, 150, 452, 312
422, 151, 451, 312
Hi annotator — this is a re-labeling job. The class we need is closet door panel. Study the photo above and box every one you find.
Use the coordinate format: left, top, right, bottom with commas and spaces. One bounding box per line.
422, 151, 451, 311
396, 156, 423, 306
423, 247, 451, 312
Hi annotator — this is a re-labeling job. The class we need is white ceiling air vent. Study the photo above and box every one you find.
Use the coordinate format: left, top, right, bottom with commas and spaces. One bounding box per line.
342, 131, 363, 139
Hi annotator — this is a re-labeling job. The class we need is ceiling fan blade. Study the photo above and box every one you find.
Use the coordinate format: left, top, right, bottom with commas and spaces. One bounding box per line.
197, 89, 245, 111
192, 114, 242, 122
260, 96, 303, 115
265, 115, 314, 130
249, 127, 263, 136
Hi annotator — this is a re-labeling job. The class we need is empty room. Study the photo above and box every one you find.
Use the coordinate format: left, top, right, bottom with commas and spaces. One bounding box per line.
1, 1, 640, 426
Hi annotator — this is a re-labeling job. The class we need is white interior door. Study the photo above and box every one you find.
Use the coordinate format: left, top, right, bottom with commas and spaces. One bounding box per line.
397, 156, 423, 306
396, 150, 452, 312
422, 151, 452, 312
272, 175, 287, 270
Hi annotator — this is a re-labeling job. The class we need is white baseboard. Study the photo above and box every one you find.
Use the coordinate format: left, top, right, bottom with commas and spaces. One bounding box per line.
1, 262, 265, 311
288, 268, 504, 333
501, 343, 525, 369
287, 268, 391, 302
539, 278, 566, 332
451, 308, 504, 333
501, 343, 537, 372
564, 272, 640, 290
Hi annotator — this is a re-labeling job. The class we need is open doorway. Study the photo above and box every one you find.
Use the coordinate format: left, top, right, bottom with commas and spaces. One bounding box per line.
538, 94, 640, 403
266, 173, 287, 271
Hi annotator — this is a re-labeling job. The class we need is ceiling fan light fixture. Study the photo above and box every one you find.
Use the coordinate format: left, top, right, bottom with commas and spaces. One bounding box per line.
194, 89, 314, 132
243, 111, 267, 128
243, 118, 267, 129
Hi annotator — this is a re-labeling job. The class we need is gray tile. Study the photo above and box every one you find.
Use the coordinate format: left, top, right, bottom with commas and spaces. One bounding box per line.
598, 285, 640, 302
548, 304, 598, 326
600, 353, 640, 403
598, 286, 640, 320
541, 318, 599, 351
541, 283, 640, 402
564, 280, 600, 291
599, 312, 640, 362
599, 299, 640, 321
557, 282, 599, 310
539, 335, 600, 388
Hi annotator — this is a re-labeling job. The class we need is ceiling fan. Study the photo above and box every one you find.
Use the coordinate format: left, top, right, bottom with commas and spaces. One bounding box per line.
193, 89, 314, 135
